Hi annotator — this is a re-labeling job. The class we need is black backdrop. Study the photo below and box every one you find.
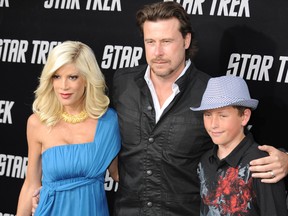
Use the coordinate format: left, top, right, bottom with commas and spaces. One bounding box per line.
1, 0, 288, 215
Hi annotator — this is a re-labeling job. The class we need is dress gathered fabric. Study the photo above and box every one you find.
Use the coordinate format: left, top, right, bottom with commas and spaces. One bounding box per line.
34, 108, 121, 216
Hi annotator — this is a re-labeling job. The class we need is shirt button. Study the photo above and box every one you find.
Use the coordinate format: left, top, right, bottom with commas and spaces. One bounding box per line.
147, 106, 152, 111
147, 202, 153, 207
148, 137, 154, 143
146, 170, 153, 176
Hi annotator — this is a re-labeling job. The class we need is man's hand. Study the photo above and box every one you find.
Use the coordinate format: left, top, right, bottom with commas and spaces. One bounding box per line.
249, 145, 288, 183
31, 187, 41, 215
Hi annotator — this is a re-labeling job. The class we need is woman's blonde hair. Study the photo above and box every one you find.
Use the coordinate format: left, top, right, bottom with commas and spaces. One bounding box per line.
33, 40, 109, 127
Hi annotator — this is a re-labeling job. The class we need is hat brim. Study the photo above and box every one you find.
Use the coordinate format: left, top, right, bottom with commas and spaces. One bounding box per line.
190, 99, 259, 111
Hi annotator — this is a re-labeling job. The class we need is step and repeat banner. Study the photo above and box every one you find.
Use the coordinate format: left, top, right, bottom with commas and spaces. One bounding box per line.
1, 0, 288, 215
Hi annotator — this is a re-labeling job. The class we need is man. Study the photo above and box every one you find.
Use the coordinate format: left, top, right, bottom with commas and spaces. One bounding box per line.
112, 1, 288, 216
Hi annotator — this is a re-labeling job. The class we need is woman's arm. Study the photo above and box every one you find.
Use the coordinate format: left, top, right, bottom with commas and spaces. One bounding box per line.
16, 115, 43, 216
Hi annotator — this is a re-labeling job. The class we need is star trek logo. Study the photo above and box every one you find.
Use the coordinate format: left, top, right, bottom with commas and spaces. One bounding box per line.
43, 0, 122, 11
0, 100, 14, 124
0, 154, 27, 179
101, 45, 143, 69
227, 53, 288, 83
169, 0, 250, 17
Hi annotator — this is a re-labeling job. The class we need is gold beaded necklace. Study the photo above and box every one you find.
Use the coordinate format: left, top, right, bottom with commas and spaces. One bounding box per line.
61, 110, 88, 124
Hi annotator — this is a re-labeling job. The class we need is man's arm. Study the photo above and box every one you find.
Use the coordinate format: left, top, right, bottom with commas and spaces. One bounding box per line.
108, 156, 119, 182
249, 145, 288, 183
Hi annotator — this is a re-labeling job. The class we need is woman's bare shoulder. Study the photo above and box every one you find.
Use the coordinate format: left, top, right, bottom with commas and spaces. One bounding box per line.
27, 113, 43, 128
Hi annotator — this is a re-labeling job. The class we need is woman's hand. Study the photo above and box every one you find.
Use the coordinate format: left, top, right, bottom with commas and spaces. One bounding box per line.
31, 187, 41, 215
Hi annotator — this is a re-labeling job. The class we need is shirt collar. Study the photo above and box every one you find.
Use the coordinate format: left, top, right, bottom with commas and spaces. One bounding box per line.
209, 133, 255, 168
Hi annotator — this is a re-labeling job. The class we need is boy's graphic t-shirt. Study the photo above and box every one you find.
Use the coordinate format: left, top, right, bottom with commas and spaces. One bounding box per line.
198, 134, 288, 216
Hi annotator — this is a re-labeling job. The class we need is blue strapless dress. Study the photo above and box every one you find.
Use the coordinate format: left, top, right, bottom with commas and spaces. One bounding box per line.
34, 108, 121, 216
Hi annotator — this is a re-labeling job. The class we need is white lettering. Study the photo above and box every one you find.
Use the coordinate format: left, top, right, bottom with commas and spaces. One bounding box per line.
0, 154, 27, 179
210, 0, 250, 17
0, 212, 15, 216
0, 0, 9, 7
227, 53, 272, 81
104, 170, 118, 192
0, 39, 28, 63
101, 45, 142, 69
174, 0, 205, 15
86, 0, 121, 11
0, 100, 14, 124
277, 56, 288, 83
31, 40, 61, 64
44, 0, 80, 9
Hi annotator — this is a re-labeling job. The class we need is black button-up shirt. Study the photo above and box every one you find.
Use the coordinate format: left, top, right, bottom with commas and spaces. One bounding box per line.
112, 63, 213, 216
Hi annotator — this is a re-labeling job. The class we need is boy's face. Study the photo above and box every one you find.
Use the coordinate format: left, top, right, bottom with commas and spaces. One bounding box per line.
203, 106, 251, 148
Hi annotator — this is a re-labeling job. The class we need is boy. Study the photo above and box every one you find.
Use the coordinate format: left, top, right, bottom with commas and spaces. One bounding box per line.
191, 75, 288, 216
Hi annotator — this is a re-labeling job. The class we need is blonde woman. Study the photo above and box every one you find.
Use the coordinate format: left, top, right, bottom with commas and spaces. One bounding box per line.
16, 41, 121, 216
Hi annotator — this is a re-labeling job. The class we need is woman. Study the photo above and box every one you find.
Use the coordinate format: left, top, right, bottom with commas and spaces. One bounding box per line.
16, 41, 121, 216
